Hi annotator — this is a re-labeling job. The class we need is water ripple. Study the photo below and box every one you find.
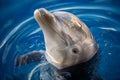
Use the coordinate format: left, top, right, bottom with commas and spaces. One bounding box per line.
49, 5, 120, 15
0, 1, 120, 80
0, 17, 34, 48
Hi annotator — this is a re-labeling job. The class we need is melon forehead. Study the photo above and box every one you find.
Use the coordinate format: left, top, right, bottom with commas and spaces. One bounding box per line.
53, 12, 78, 21
53, 12, 72, 19
53, 11, 81, 28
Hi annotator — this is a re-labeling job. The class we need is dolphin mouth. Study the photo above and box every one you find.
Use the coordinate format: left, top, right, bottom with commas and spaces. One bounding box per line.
34, 8, 67, 43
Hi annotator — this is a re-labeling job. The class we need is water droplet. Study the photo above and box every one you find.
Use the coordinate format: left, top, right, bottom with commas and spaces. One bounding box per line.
108, 53, 112, 55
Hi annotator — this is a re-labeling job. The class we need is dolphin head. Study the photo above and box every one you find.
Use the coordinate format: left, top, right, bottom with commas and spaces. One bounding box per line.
34, 8, 98, 69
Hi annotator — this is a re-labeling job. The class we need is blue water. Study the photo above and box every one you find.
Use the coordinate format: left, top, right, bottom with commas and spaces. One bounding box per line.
0, 0, 120, 80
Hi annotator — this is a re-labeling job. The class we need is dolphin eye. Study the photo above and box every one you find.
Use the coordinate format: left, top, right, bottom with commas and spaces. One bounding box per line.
72, 48, 79, 54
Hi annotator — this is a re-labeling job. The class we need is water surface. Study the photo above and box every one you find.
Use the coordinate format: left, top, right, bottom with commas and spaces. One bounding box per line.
0, 0, 120, 80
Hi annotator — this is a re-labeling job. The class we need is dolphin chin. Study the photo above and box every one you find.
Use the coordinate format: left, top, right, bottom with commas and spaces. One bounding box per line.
34, 8, 98, 69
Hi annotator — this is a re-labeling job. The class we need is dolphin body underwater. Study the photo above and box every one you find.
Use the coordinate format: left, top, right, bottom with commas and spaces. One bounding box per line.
15, 8, 100, 80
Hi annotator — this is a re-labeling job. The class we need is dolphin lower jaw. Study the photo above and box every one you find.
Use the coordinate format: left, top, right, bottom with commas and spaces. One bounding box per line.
45, 52, 65, 69
45, 51, 79, 69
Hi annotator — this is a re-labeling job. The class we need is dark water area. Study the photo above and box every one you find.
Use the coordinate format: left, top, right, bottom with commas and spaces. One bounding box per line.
0, 0, 120, 80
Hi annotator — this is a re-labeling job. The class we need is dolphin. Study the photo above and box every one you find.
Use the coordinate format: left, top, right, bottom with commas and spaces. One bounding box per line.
15, 8, 98, 70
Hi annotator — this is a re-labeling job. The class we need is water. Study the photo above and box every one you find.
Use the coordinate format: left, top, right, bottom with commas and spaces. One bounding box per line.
0, 0, 120, 80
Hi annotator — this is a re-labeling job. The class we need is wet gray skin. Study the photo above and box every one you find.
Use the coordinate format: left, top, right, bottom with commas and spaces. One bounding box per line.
33, 8, 98, 69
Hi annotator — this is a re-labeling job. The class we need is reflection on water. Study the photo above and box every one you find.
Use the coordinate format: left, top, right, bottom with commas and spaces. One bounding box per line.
0, 0, 120, 80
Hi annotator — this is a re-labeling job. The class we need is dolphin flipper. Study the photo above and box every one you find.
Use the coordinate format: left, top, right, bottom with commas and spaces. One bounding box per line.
15, 50, 45, 66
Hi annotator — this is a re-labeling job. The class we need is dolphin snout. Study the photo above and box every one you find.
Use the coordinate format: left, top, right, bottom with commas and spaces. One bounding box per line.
34, 8, 55, 23
34, 8, 48, 17
38, 8, 48, 16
